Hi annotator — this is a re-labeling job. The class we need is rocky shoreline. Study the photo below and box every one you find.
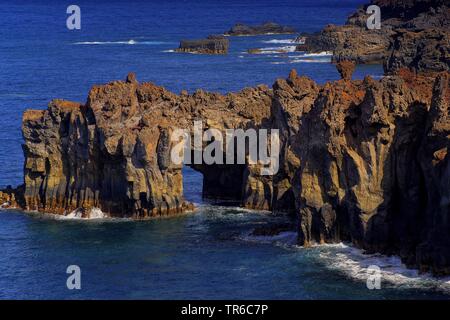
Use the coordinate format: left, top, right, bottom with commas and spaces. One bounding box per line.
298, 0, 449, 74
3, 62, 448, 275
1, 0, 449, 275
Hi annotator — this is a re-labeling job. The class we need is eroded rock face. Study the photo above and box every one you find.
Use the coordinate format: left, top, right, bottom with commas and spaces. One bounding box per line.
298, 0, 450, 73
15, 65, 450, 274
267, 68, 449, 275
384, 28, 450, 74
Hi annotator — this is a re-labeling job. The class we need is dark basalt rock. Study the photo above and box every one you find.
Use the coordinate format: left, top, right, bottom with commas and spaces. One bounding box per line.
251, 223, 295, 237
176, 35, 229, 54
225, 22, 296, 36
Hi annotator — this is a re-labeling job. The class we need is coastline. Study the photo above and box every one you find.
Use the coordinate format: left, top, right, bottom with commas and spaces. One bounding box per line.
0, 0, 449, 300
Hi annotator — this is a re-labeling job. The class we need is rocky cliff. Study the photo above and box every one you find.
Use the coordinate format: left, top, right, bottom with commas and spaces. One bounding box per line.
11, 63, 449, 274
271, 67, 449, 275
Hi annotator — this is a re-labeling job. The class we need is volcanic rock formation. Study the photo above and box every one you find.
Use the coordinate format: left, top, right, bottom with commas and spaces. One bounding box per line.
298, 0, 450, 73
8, 61, 449, 274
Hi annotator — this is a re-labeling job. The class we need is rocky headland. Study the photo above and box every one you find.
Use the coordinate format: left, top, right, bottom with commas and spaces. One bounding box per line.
176, 35, 229, 54
298, 0, 449, 73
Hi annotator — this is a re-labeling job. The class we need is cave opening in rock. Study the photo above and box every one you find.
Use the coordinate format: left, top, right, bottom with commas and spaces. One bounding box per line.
183, 164, 245, 206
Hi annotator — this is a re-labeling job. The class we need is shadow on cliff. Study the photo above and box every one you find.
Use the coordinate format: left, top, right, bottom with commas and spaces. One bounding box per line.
358, 101, 429, 268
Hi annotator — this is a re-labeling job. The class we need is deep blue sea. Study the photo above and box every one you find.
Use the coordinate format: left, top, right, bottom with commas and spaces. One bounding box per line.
0, 0, 449, 299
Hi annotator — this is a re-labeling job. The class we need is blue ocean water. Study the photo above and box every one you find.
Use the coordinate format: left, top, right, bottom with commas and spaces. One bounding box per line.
0, 0, 448, 299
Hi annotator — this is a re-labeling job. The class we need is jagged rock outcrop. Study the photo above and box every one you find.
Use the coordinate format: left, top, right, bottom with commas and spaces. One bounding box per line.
225, 22, 296, 36
12, 62, 450, 275
298, 0, 450, 73
176, 35, 229, 54
336, 60, 356, 81
20, 73, 271, 218
267, 67, 449, 275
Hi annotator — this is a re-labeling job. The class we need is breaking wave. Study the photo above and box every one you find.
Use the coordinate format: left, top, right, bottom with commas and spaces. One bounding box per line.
302, 51, 333, 57
241, 230, 450, 293
251, 46, 297, 54
317, 243, 450, 293
59, 207, 109, 220
261, 39, 296, 44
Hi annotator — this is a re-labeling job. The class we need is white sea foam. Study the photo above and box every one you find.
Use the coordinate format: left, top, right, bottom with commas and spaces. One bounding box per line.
270, 58, 330, 65
74, 40, 169, 45
290, 58, 330, 63
240, 228, 450, 292
302, 51, 333, 57
251, 46, 297, 54
261, 39, 296, 44
62, 207, 108, 220
315, 243, 450, 293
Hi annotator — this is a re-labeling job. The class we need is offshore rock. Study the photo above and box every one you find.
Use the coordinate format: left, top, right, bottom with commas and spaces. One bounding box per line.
225, 22, 296, 36
176, 35, 229, 54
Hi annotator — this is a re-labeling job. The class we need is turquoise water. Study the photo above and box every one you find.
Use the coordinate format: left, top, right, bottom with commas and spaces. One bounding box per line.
0, 0, 449, 299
